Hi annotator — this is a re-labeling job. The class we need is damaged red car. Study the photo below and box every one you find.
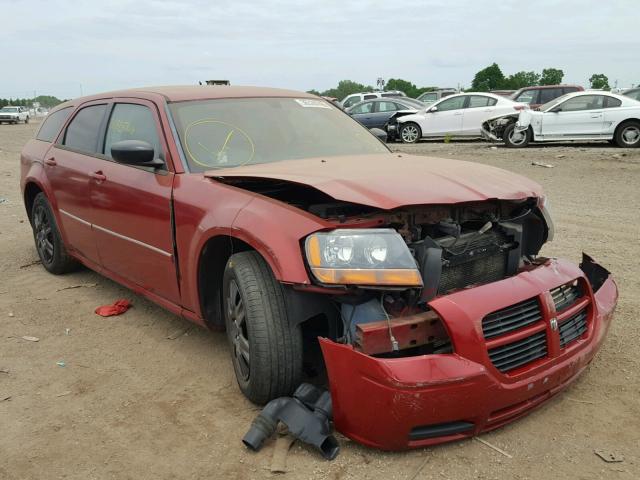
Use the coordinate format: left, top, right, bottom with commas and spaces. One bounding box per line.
20, 86, 617, 451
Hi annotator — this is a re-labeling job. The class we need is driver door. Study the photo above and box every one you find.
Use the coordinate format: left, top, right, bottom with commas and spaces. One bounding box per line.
422, 95, 466, 136
89, 99, 181, 304
541, 95, 606, 138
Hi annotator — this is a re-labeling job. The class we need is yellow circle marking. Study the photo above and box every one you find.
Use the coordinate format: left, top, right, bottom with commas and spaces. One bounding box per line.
184, 119, 255, 169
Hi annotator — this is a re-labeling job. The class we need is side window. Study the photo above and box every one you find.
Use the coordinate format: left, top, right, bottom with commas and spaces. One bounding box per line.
36, 107, 72, 142
467, 96, 496, 108
103, 104, 161, 159
539, 88, 564, 104
421, 93, 437, 103
563, 87, 579, 94
363, 94, 377, 100
63, 104, 108, 154
342, 96, 359, 108
436, 96, 466, 111
351, 102, 374, 114
515, 90, 538, 104
558, 95, 605, 112
376, 101, 398, 112
629, 90, 640, 101
604, 97, 622, 108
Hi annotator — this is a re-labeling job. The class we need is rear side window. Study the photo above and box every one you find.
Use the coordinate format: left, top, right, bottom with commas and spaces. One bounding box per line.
467, 96, 497, 108
103, 104, 161, 159
36, 107, 72, 142
376, 101, 399, 112
63, 104, 108, 154
604, 97, 622, 108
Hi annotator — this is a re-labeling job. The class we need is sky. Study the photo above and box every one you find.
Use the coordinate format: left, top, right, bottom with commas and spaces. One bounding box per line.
1, 0, 638, 100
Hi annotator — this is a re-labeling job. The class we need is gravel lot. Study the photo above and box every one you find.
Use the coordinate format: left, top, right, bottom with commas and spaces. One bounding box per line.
1, 121, 639, 479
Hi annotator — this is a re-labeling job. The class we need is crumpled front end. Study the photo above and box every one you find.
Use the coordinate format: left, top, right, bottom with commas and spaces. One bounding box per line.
320, 254, 617, 450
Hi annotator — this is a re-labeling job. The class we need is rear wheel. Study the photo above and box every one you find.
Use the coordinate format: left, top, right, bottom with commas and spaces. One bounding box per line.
400, 122, 421, 143
615, 121, 640, 148
31, 193, 79, 274
504, 123, 531, 148
223, 251, 302, 404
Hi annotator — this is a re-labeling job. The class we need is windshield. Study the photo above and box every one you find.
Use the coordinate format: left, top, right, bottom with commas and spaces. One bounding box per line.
540, 93, 571, 112
169, 97, 389, 172
0, 107, 18, 112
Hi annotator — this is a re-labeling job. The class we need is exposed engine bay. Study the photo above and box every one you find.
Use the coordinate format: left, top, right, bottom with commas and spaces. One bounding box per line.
218, 176, 552, 358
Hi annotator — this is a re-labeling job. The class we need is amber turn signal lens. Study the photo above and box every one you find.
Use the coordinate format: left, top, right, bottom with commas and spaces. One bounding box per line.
311, 267, 423, 287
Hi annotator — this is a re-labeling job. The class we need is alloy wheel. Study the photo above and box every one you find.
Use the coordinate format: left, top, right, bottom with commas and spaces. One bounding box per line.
401, 125, 419, 143
227, 279, 250, 381
621, 125, 640, 146
508, 128, 527, 146
33, 205, 54, 264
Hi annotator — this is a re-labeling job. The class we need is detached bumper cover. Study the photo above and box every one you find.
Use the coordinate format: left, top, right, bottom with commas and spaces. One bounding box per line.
320, 255, 617, 450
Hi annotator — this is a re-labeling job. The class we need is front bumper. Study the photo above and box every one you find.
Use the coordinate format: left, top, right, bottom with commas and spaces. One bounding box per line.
320, 255, 617, 450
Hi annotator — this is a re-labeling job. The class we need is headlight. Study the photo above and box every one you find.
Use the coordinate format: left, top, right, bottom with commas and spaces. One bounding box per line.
304, 229, 423, 286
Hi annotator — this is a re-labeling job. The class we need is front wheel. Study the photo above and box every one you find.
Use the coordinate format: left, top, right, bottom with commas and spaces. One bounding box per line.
504, 123, 531, 148
223, 251, 302, 404
615, 121, 640, 148
400, 122, 421, 143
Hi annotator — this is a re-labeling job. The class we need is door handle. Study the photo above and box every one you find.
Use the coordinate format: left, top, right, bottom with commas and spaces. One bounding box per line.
590, 115, 602, 118
89, 171, 106, 182
44, 157, 57, 166
453, 112, 463, 116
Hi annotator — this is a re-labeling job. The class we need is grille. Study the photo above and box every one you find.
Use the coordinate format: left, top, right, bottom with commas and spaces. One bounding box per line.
488, 331, 547, 373
482, 297, 542, 339
437, 230, 510, 294
551, 282, 582, 312
559, 308, 588, 348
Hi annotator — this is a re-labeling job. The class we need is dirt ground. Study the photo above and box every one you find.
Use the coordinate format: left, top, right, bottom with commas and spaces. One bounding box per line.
1, 121, 639, 480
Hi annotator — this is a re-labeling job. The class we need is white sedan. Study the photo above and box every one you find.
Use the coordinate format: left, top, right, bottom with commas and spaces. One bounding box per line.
392, 93, 525, 143
482, 91, 640, 148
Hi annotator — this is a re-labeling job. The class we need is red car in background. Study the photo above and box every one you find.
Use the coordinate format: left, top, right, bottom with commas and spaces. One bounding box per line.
20, 86, 617, 450
511, 84, 584, 109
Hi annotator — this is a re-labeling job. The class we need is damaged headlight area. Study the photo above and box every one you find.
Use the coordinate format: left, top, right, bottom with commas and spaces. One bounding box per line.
304, 229, 423, 287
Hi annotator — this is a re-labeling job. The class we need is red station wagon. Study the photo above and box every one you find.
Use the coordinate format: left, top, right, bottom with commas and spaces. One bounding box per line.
20, 86, 617, 450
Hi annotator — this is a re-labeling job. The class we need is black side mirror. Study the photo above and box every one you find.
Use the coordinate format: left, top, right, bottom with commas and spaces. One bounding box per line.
111, 140, 163, 168
370, 127, 388, 143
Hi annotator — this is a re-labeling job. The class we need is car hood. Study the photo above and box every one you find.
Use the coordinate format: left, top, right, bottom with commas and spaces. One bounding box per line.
206, 154, 542, 210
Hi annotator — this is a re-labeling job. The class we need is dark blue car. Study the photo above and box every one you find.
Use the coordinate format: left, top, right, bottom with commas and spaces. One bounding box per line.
346, 97, 425, 130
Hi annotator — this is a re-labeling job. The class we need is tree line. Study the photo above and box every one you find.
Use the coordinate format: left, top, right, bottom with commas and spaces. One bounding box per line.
0, 95, 66, 108
309, 64, 617, 101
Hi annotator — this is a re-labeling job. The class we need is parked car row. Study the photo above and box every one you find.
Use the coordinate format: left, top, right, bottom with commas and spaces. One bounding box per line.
340, 90, 406, 109
482, 91, 640, 148
345, 97, 425, 131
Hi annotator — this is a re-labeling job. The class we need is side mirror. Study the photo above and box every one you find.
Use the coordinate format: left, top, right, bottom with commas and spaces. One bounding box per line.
111, 140, 163, 168
370, 127, 388, 143
428, 106, 438, 113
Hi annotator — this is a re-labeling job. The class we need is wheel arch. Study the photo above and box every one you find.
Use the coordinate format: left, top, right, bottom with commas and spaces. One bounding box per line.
614, 118, 640, 135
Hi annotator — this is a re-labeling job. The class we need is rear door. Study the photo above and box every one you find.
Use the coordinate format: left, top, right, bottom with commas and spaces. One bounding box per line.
90, 99, 180, 303
541, 95, 606, 137
48, 102, 109, 264
461, 95, 498, 135
349, 101, 376, 127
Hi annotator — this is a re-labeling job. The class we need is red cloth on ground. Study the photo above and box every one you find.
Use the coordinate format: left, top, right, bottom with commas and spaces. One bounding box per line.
95, 299, 132, 317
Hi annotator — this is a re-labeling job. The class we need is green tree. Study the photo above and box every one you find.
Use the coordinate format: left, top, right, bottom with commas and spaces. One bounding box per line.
471, 63, 506, 91
504, 71, 540, 89
539, 68, 564, 85
589, 73, 610, 90
385, 78, 421, 98
321, 80, 374, 101
34, 95, 64, 108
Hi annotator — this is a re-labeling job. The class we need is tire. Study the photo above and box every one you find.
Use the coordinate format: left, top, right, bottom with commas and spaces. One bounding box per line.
31, 193, 79, 274
504, 123, 531, 148
223, 251, 302, 404
614, 121, 640, 148
400, 122, 421, 143
25, 116, 29, 124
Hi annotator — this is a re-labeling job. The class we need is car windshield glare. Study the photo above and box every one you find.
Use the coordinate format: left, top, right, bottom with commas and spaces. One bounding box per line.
169, 97, 389, 172
541, 93, 571, 111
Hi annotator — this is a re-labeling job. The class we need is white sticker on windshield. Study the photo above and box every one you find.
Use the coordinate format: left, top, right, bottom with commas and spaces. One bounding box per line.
294, 98, 331, 109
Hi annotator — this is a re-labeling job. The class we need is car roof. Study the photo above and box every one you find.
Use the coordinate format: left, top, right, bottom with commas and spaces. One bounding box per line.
56, 85, 316, 105
562, 91, 628, 101
442, 92, 504, 100
514, 84, 582, 93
